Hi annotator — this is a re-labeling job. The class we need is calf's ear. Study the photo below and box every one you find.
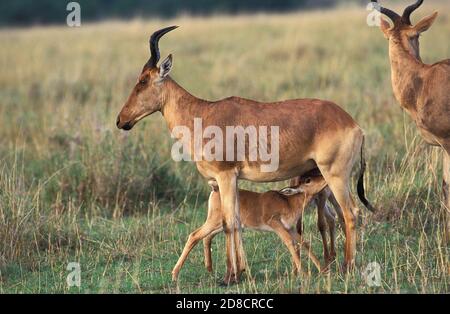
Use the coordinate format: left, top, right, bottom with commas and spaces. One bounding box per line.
279, 187, 303, 196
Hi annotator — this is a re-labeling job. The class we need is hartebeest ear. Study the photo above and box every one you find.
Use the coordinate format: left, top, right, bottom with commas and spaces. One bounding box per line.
279, 187, 303, 196
159, 54, 173, 79
414, 12, 438, 34
380, 17, 392, 39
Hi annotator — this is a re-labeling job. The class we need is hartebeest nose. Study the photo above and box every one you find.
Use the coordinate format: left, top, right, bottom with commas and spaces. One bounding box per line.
122, 122, 132, 131
116, 116, 132, 130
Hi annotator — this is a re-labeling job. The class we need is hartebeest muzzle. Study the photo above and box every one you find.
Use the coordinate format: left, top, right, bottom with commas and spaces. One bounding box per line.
116, 116, 134, 130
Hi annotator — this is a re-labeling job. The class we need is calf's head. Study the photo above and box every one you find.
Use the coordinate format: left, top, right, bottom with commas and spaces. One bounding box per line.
279, 175, 327, 203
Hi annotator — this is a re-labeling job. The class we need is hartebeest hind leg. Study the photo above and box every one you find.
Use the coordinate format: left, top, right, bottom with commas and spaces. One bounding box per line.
216, 172, 246, 284
316, 130, 363, 270
203, 234, 219, 273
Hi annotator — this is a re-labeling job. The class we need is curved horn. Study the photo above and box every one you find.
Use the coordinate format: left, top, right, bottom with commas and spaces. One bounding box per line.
146, 25, 178, 68
402, 0, 424, 25
371, 0, 401, 24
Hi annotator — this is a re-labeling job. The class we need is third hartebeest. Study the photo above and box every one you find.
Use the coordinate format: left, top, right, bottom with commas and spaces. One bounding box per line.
116, 26, 375, 284
372, 0, 450, 240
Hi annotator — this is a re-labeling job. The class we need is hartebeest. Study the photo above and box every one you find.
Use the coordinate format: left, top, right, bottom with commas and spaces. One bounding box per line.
171, 175, 331, 281
116, 26, 375, 283
372, 0, 450, 240
290, 170, 345, 264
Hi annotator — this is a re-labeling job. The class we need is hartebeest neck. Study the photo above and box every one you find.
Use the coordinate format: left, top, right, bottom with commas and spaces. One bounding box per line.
160, 77, 207, 132
287, 194, 309, 215
388, 39, 427, 116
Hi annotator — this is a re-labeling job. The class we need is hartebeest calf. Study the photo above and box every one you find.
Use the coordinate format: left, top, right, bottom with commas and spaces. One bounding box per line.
372, 0, 450, 240
172, 175, 332, 281
116, 26, 375, 283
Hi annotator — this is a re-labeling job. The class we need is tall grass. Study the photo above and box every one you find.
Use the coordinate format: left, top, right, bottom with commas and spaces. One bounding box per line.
0, 3, 449, 293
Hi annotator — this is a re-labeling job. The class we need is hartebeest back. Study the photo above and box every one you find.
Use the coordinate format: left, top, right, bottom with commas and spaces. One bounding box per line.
116, 26, 375, 283
372, 0, 450, 240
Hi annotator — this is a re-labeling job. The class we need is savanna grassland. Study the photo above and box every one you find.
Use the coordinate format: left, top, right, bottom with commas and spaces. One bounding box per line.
0, 3, 449, 293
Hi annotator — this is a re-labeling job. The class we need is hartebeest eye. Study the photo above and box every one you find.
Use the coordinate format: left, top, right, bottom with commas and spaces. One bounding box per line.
139, 78, 148, 85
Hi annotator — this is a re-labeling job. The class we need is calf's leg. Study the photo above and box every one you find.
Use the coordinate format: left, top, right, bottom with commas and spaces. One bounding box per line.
172, 222, 221, 281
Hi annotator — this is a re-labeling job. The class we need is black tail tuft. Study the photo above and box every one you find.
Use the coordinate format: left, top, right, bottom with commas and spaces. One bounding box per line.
357, 136, 377, 213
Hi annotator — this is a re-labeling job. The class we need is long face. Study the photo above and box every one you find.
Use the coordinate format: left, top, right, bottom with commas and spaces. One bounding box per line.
116, 66, 166, 130
375, 0, 438, 60
116, 26, 177, 131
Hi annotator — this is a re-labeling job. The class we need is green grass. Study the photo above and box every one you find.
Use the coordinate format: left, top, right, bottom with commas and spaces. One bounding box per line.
0, 3, 449, 293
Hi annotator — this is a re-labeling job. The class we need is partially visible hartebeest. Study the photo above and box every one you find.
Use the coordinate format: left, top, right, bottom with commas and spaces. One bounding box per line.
372, 0, 450, 240
171, 175, 331, 281
116, 26, 375, 283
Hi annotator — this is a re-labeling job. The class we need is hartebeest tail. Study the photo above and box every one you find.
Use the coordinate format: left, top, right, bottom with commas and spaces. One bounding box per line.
357, 136, 376, 212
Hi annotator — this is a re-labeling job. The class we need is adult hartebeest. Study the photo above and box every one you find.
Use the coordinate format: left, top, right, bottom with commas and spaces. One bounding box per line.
116, 26, 375, 283
171, 175, 331, 281
372, 0, 450, 240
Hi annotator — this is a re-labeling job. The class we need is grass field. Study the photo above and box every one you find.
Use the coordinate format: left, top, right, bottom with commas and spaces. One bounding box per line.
0, 2, 449, 293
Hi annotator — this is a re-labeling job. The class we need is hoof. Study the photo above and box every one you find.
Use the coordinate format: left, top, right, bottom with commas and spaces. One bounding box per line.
340, 262, 354, 273
221, 272, 240, 286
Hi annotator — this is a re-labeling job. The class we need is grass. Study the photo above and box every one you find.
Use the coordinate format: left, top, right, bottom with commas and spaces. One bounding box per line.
0, 3, 449, 293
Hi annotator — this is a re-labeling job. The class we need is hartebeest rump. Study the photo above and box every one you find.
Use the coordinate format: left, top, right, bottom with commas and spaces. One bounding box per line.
116, 26, 375, 283
372, 0, 450, 240
171, 175, 331, 281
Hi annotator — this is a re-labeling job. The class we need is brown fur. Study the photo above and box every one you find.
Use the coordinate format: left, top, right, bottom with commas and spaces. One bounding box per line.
378, 2, 450, 240
171, 176, 332, 281
117, 28, 371, 283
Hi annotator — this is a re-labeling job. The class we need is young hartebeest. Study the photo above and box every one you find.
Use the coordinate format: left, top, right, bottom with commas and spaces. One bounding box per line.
116, 26, 375, 283
171, 175, 332, 281
372, 0, 450, 240
290, 170, 345, 264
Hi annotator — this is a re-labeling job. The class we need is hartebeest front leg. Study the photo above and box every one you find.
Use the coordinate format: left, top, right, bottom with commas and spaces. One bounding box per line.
290, 231, 322, 272
203, 235, 214, 273
268, 220, 305, 275
216, 172, 246, 284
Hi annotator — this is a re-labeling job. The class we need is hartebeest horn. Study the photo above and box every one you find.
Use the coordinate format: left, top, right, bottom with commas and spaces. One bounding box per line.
371, 0, 401, 24
402, 0, 424, 25
146, 25, 178, 69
